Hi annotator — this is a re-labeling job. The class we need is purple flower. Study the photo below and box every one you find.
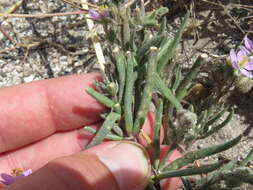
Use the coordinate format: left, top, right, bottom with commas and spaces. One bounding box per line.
88, 9, 110, 21
0, 169, 32, 186
230, 37, 253, 78
244, 36, 253, 52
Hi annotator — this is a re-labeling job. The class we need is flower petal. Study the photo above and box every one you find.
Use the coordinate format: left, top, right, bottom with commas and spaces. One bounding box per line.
0, 174, 13, 181
239, 46, 251, 55
241, 69, 253, 78
230, 49, 239, 69
237, 49, 248, 62
88, 9, 102, 20
0, 174, 15, 185
244, 36, 253, 51
230, 49, 237, 62
232, 61, 240, 70
22, 169, 32, 176
244, 62, 253, 70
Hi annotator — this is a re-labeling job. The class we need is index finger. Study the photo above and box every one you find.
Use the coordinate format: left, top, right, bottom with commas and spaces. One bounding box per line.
0, 73, 105, 153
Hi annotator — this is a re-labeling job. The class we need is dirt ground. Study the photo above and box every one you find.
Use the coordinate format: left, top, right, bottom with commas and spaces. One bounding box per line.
0, 0, 252, 189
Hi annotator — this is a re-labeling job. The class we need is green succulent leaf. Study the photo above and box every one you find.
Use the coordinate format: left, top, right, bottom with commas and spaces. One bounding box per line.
113, 47, 126, 103
157, 12, 189, 72
200, 110, 234, 139
162, 134, 242, 171
240, 148, 253, 167
86, 112, 120, 149
157, 162, 224, 180
86, 88, 115, 108
175, 55, 204, 100
137, 35, 164, 63
153, 98, 163, 168
196, 160, 237, 189
124, 52, 137, 134
154, 73, 183, 110
133, 47, 158, 134
84, 126, 123, 140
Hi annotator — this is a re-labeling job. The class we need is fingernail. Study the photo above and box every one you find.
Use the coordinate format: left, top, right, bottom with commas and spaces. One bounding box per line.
84, 141, 151, 190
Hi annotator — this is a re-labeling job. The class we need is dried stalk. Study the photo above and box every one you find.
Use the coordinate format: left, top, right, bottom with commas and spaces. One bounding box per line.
81, 0, 106, 76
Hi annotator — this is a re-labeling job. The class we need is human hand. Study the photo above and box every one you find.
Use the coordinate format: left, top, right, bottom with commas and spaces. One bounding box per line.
0, 73, 181, 190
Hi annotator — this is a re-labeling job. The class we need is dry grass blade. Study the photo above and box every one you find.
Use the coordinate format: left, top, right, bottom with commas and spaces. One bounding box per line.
0, 11, 87, 18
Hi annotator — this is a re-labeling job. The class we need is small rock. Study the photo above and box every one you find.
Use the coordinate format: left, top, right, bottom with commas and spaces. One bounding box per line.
23, 75, 35, 83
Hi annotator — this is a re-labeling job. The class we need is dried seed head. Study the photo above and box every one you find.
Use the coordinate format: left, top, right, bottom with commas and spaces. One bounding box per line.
177, 109, 197, 128
234, 75, 253, 93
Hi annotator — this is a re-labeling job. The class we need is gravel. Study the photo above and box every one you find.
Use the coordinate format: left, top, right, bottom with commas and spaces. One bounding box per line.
0, 0, 95, 86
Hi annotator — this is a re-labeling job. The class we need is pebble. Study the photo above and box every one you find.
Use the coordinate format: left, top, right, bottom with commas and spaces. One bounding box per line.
23, 75, 35, 83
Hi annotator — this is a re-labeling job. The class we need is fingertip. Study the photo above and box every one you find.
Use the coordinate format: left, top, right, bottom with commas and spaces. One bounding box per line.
84, 141, 151, 190
45, 73, 105, 131
0, 73, 105, 153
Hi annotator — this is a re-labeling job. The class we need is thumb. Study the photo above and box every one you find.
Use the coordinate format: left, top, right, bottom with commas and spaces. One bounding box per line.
5, 141, 150, 190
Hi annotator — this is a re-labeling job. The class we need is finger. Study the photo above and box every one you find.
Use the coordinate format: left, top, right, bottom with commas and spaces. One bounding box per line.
0, 73, 105, 153
5, 141, 150, 190
160, 145, 182, 190
0, 114, 156, 174
138, 112, 164, 147
0, 123, 100, 174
